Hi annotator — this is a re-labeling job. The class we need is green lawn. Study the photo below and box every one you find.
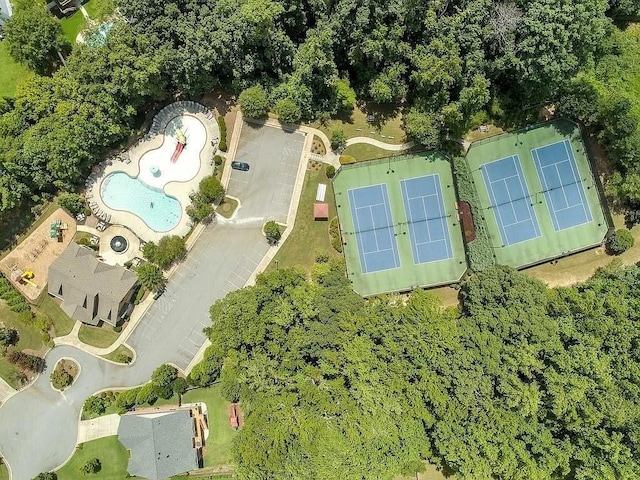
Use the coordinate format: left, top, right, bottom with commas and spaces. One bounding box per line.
311, 104, 406, 144
216, 197, 238, 219
0, 41, 32, 98
34, 293, 75, 337
182, 385, 237, 468
78, 323, 122, 348
343, 143, 423, 162
56, 436, 132, 480
0, 462, 8, 480
60, 10, 86, 44
101, 344, 133, 363
267, 165, 340, 272
84, 0, 116, 21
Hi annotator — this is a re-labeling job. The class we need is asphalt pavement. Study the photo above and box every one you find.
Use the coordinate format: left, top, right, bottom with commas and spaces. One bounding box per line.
0, 123, 306, 479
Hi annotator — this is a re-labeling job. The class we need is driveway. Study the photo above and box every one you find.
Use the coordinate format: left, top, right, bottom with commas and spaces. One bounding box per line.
0, 122, 307, 479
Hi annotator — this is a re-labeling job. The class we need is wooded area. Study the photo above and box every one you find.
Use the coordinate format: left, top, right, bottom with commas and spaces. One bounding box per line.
1, 0, 639, 217
192, 259, 640, 480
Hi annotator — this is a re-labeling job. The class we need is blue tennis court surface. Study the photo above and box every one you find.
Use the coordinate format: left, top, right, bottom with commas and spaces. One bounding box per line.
348, 184, 401, 274
400, 175, 453, 264
532, 140, 593, 231
481, 155, 541, 246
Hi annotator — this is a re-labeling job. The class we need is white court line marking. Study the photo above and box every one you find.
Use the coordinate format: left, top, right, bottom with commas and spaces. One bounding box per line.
401, 179, 420, 265
349, 189, 369, 273
380, 185, 400, 268
563, 140, 592, 222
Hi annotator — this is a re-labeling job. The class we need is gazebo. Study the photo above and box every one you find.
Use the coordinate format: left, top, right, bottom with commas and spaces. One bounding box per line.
313, 203, 329, 220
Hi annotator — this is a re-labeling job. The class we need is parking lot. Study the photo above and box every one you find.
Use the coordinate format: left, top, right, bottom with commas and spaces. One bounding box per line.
227, 122, 306, 223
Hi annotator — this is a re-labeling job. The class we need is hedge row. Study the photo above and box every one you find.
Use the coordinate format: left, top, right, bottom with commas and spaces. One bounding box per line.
329, 217, 343, 253
0, 274, 32, 314
217, 116, 228, 152
453, 157, 495, 271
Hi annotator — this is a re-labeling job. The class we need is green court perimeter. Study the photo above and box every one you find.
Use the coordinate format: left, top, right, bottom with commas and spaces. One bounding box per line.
465, 119, 609, 268
333, 152, 467, 296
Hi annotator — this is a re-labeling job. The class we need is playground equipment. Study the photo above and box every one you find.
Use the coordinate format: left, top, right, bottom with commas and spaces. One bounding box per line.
20, 271, 38, 288
50, 220, 68, 242
170, 129, 187, 163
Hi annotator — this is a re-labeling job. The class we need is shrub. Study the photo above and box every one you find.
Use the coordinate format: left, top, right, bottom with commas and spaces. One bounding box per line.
339, 155, 356, 165
218, 139, 228, 152
264, 221, 281, 242
607, 229, 635, 255
214, 155, 223, 166
84, 395, 107, 417
115, 387, 140, 409
8, 350, 44, 372
133, 286, 146, 305
0, 328, 19, 346
77, 236, 99, 251
329, 217, 343, 253
113, 325, 122, 333
330, 129, 347, 151
51, 366, 73, 390
217, 115, 226, 132
81, 458, 101, 474
238, 85, 269, 118
33, 473, 57, 480
326, 165, 336, 178
115, 352, 132, 364
315, 251, 330, 263
57, 193, 85, 216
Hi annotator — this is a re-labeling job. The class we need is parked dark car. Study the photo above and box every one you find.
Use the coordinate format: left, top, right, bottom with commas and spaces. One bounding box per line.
231, 161, 250, 171
153, 286, 165, 300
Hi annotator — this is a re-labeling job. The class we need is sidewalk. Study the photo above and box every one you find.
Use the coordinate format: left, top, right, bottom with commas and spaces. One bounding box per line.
77, 414, 121, 443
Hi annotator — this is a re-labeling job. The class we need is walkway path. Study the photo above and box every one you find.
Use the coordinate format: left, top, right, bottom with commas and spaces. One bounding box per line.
77, 414, 121, 443
345, 136, 415, 151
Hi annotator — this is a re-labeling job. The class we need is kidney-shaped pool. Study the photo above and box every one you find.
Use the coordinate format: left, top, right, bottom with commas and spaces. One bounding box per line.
101, 172, 182, 232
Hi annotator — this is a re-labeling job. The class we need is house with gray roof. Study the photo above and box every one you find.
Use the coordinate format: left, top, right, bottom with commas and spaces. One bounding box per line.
0, 0, 12, 26
47, 242, 137, 326
118, 408, 201, 480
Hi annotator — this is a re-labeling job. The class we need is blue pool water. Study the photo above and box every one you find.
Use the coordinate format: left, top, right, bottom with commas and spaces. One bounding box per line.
101, 172, 182, 232
86, 22, 113, 47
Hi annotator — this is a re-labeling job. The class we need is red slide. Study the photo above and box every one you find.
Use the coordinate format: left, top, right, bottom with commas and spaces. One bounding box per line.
170, 142, 184, 163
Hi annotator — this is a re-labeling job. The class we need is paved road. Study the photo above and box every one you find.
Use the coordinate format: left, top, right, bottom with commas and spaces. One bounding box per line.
0, 124, 306, 479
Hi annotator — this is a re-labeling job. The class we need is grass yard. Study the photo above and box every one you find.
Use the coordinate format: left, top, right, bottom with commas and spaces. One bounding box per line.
78, 323, 122, 348
267, 165, 340, 272
0, 41, 32, 98
216, 197, 238, 219
84, 0, 116, 21
60, 10, 86, 44
56, 436, 132, 480
182, 384, 237, 468
102, 344, 133, 363
0, 463, 8, 480
34, 293, 75, 337
311, 104, 405, 144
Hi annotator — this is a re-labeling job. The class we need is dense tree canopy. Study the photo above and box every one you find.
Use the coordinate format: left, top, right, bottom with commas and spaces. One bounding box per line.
196, 260, 640, 480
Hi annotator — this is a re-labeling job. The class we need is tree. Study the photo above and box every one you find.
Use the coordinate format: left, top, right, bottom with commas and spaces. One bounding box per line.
57, 193, 86, 216
238, 85, 269, 118
81, 458, 101, 475
0, 328, 19, 347
330, 129, 347, 151
4, 4, 69, 74
33, 473, 57, 480
186, 199, 214, 223
606, 229, 635, 255
150, 236, 186, 269
50, 367, 73, 390
135, 263, 165, 292
404, 109, 440, 148
263, 221, 281, 242
151, 364, 178, 399
274, 98, 302, 125
84, 395, 107, 417
135, 382, 158, 405
199, 176, 224, 203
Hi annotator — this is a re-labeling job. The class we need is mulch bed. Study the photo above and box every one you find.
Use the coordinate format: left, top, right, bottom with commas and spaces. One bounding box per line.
457, 201, 476, 243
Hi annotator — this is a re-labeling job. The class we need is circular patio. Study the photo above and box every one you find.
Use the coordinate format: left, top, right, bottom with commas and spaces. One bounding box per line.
98, 226, 142, 266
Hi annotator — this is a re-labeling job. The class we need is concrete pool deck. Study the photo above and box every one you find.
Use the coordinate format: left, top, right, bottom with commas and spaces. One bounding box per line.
86, 103, 220, 242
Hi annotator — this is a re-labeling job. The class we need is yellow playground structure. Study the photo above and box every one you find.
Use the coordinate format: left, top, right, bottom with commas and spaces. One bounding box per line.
10, 269, 38, 288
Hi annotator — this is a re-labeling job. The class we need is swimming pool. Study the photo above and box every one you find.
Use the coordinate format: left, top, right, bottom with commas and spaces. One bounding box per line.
100, 172, 181, 232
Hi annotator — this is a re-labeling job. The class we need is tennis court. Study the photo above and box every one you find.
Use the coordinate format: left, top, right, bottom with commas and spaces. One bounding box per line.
400, 174, 453, 264
465, 119, 609, 268
348, 184, 401, 273
532, 140, 592, 231
480, 155, 541, 246
333, 152, 467, 296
